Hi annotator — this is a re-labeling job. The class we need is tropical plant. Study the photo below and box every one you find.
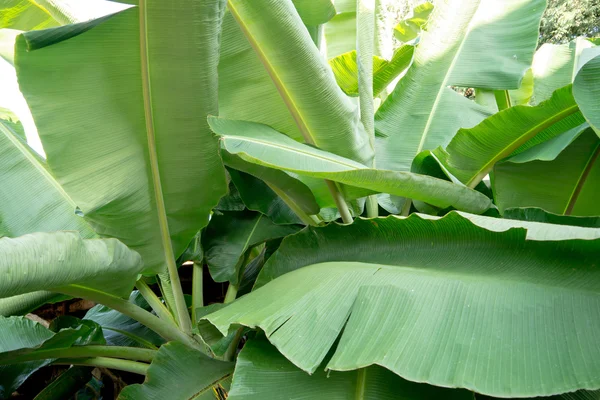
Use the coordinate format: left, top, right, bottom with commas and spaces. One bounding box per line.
1, 0, 600, 398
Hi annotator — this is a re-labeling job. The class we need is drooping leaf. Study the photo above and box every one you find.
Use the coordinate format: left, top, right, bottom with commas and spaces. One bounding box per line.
573, 54, 600, 137
228, 338, 473, 400
393, 2, 434, 43
0, 232, 143, 299
211, 117, 492, 214
84, 291, 165, 349
375, 0, 544, 172
532, 38, 600, 104
505, 122, 589, 163
0, 316, 104, 397
0, 291, 68, 317
15, 3, 227, 274
503, 207, 600, 228
222, 153, 320, 216
226, 0, 373, 167
433, 85, 584, 187
228, 169, 303, 225
493, 128, 600, 216
329, 45, 414, 97
203, 212, 600, 398
118, 342, 234, 400
202, 210, 301, 283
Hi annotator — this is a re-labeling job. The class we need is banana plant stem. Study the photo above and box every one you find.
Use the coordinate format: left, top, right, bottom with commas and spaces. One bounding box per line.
54, 357, 149, 376
0, 346, 155, 365
55, 286, 203, 352
136, 279, 176, 324
223, 284, 239, 304
325, 180, 353, 224
366, 195, 379, 217
192, 261, 204, 323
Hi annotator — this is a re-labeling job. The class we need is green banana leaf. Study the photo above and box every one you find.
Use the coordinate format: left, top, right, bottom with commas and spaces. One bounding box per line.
329, 45, 414, 97
202, 212, 600, 398
118, 342, 233, 400
493, 128, 600, 216
228, 169, 304, 225
228, 338, 473, 400
0, 231, 143, 299
211, 116, 492, 214
505, 122, 589, 163
226, 0, 373, 167
532, 38, 600, 104
0, 316, 104, 397
573, 54, 600, 137
375, 0, 544, 171
202, 211, 301, 284
503, 207, 600, 227
15, 3, 227, 274
433, 85, 585, 187
222, 153, 320, 217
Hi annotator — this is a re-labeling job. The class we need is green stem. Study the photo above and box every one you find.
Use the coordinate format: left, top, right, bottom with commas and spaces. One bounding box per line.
365, 196, 379, 218
136, 279, 176, 324
54, 357, 149, 376
326, 180, 353, 224
494, 90, 512, 111
223, 284, 239, 304
192, 261, 204, 323
355, 368, 367, 400
157, 273, 177, 316
400, 199, 412, 216
0, 346, 155, 365
55, 286, 203, 352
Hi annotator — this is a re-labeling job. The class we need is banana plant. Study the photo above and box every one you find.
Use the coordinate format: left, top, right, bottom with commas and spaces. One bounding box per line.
1, 0, 600, 398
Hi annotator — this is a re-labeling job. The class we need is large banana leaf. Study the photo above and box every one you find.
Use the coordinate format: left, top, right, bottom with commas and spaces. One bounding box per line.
322, 0, 356, 59
203, 212, 600, 397
226, 0, 373, 167
493, 128, 600, 216
374, 0, 544, 171
433, 85, 585, 187
118, 342, 233, 400
211, 117, 492, 214
228, 338, 472, 400
573, 54, 600, 136
0, 232, 143, 299
15, 3, 227, 274
532, 38, 600, 104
